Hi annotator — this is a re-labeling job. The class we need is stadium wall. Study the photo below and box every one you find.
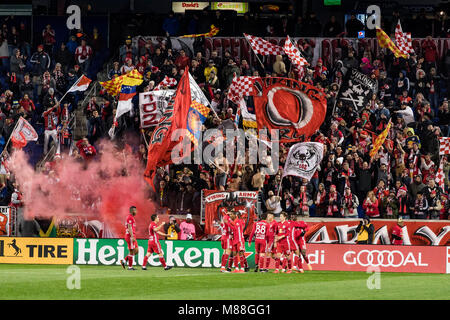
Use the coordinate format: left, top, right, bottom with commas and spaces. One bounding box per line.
0, 237, 449, 273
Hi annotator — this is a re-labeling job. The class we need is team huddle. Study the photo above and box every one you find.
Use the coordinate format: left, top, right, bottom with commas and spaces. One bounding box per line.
220, 210, 312, 273
120, 205, 312, 273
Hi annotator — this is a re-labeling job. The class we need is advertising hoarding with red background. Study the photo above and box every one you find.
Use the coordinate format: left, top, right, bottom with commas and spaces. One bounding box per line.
303, 220, 450, 246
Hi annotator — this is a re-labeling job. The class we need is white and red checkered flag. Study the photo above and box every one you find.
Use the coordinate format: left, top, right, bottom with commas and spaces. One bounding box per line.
439, 137, 450, 155
155, 76, 177, 90
244, 33, 284, 56
436, 137, 450, 191
284, 35, 308, 69
226, 75, 259, 105
395, 20, 414, 56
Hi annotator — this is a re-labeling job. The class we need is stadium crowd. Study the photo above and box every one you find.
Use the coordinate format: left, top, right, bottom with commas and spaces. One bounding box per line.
0, 10, 449, 237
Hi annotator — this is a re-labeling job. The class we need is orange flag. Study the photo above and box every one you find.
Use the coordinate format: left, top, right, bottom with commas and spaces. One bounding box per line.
370, 120, 392, 158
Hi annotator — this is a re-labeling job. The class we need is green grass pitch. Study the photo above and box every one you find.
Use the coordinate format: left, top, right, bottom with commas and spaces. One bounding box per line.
0, 264, 448, 300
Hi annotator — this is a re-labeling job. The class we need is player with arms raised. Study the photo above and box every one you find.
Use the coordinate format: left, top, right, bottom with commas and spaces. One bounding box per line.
142, 214, 173, 271
120, 206, 138, 270
248, 213, 269, 272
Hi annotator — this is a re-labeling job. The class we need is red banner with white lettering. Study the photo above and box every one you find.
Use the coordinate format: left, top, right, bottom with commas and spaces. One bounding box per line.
290, 244, 449, 273
203, 190, 258, 236
303, 219, 450, 246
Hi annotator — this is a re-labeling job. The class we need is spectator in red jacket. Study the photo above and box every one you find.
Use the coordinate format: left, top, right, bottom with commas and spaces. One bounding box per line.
76, 138, 97, 161
421, 36, 438, 71
175, 49, 190, 72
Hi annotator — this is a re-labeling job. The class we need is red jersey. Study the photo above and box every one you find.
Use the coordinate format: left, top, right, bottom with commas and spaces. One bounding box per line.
275, 220, 291, 244
230, 218, 245, 245
220, 215, 231, 241
148, 222, 160, 243
293, 221, 309, 242
249, 220, 269, 243
125, 214, 136, 236
266, 220, 277, 242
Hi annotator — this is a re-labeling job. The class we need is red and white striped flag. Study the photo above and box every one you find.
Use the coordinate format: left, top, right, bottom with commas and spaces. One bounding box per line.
67, 75, 92, 93
244, 33, 284, 56
226, 75, 258, 105
154, 76, 177, 90
11, 117, 38, 149
394, 20, 414, 56
284, 36, 308, 69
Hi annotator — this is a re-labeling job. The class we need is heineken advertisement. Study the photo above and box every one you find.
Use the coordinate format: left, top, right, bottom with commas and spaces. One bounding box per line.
74, 239, 255, 268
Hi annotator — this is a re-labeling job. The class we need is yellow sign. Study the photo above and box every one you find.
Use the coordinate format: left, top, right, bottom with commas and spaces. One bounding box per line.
0, 237, 73, 264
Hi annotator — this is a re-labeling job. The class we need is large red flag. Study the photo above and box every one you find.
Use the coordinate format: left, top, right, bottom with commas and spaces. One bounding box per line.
144, 67, 191, 190
252, 77, 327, 142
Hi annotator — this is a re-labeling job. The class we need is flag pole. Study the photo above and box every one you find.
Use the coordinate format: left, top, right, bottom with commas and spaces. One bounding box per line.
276, 175, 284, 197
58, 74, 83, 104
243, 34, 266, 72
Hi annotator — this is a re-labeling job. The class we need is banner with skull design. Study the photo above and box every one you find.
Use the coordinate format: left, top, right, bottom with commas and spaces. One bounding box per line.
252, 77, 327, 143
336, 68, 378, 112
283, 142, 324, 181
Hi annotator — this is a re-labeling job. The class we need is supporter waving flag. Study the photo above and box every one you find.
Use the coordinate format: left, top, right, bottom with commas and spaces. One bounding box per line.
154, 75, 178, 90
180, 25, 219, 38
144, 67, 191, 191
283, 36, 308, 69
376, 27, 409, 59
369, 119, 392, 158
10, 117, 38, 149
395, 20, 414, 56
243, 33, 284, 56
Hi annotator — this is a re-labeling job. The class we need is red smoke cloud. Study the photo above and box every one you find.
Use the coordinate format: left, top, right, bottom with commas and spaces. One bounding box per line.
8, 141, 155, 238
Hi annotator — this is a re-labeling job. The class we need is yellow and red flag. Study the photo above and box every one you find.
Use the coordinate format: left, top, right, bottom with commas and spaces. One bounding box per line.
180, 25, 219, 38
100, 69, 143, 97
369, 120, 392, 158
376, 27, 409, 59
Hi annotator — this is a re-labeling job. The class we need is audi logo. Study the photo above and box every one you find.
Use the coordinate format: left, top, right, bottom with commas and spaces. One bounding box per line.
343, 250, 427, 268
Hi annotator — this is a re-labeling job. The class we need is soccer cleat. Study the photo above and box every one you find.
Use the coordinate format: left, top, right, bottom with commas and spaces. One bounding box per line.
128, 267, 136, 270
164, 266, 173, 271
273, 269, 279, 274
232, 268, 240, 273
307, 264, 313, 271
254, 266, 259, 272
286, 269, 292, 274
281, 269, 286, 273
220, 267, 229, 273
245, 267, 250, 272
141, 266, 147, 270
227, 267, 232, 272
120, 260, 126, 269
298, 269, 304, 273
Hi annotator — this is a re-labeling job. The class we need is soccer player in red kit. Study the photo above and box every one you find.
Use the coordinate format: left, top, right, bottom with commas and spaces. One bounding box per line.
142, 214, 173, 271
120, 206, 138, 270
219, 211, 233, 273
274, 212, 292, 273
233, 211, 250, 272
248, 213, 269, 272
262, 212, 277, 272
290, 215, 312, 272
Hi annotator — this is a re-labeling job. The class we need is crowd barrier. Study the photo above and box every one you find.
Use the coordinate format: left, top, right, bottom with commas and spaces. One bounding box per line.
0, 237, 449, 273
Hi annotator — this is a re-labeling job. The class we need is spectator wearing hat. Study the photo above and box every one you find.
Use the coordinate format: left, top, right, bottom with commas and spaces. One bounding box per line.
391, 217, 404, 245
30, 44, 50, 84
180, 214, 196, 240
164, 216, 181, 240
381, 189, 399, 219
119, 35, 137, 64
439, 194, 449, 220
204, 60, 218, 81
